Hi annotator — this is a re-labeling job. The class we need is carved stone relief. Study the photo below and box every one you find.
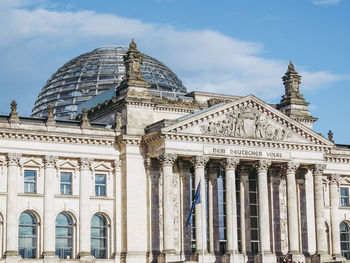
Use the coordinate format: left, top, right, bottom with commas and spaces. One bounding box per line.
279, 176, 289, 254
201, 105, 291, 141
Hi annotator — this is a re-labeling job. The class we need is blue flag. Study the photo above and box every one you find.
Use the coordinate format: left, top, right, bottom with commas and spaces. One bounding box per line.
185, 181, 201, 227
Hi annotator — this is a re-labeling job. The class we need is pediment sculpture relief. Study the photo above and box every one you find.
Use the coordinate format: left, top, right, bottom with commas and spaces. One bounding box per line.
200, 106, 291, 141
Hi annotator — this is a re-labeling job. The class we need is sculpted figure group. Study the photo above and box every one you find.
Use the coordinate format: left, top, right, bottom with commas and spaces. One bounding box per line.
201, 106, 289, 141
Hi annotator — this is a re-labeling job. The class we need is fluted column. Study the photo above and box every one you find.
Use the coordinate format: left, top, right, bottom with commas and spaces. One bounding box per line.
313, 164, 327, 254
285, 162, 300, 254
225, 158, 240, 255
43, 155, 58, 257
191, 156, 209, 254
158, 153, 177, 253
5, 153, 21, 257
329, 174, 342, 257
256, 160, 272, 254
79, 158, 93, 257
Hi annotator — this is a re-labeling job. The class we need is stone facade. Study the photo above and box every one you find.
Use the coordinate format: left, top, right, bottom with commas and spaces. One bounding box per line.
0, 42, 350, 263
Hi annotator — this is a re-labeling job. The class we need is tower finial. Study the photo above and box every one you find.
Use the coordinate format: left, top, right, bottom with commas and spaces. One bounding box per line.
288, 60, 295, 72
129, 38, 137, 50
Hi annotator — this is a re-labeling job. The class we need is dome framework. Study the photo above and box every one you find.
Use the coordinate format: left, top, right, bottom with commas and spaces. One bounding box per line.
31, 46, 186, 119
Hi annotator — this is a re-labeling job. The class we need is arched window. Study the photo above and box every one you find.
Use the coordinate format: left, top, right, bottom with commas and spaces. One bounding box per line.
56, 213, 73, 259
18, 212, 37, 258
91, 214, 107, 259
340, 221, 350, 259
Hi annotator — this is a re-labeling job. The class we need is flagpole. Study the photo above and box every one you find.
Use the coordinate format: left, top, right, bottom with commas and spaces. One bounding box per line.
201, 179, 205, 263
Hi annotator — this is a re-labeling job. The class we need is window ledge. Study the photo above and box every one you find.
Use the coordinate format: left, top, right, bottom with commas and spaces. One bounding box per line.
55, 194, 79, 199
0, 192, 8, 196
18, 193, 44, 197
90, 196, 114, 200
339, 206, 350, 209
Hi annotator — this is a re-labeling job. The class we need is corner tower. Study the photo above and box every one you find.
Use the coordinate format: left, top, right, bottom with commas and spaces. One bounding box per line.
277, 61, 317, 129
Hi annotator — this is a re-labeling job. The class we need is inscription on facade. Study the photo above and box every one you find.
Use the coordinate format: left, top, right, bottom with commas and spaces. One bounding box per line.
204, 145, 290, 160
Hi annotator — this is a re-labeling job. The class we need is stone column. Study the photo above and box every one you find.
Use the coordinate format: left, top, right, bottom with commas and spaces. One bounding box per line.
313, 164, 327, 255
79, 158, 93, 260
256, 160, 275, 263
225, 158, 240, 256
191, 156, 209, 254
158, 153, 177, 254
329, 174, 342, 258
285, 162, 300, 254
239, 169, 249, 256
5, 153, 21, 258
207, 166, 216, 254
43, 156, 59, 260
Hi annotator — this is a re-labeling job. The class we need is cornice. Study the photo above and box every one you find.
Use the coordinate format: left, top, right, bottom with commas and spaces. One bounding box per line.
116, 134, 142, 146
0, 129, 116, 146
325, 155, 350, 164
159, 132, 331, 153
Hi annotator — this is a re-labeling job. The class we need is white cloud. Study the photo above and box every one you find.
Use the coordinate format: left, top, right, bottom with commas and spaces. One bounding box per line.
0, 0, 346, 115
312, 0, 341, 6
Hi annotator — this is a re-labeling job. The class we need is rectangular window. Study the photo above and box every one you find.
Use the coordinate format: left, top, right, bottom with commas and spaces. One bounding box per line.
341, 187, 349, 206
95, 174, 106, 196
24, 170, 36, 193
60, 172, 72, 195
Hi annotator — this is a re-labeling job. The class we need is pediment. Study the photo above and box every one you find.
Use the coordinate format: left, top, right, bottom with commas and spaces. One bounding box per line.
93, 162, 111, 171
58, 160, 77, 170
162, 95, 332, 146
21, 158, 43, 167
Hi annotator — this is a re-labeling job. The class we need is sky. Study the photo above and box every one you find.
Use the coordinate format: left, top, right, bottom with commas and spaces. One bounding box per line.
0, 0, 349, 143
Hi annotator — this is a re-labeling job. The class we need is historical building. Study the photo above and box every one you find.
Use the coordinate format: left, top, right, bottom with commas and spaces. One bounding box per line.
0, 40, 350, 263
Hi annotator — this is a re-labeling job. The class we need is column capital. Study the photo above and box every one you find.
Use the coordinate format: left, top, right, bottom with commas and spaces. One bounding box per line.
79, 157, 93, 170
158, 153, 177, 166
329, 173, 342, 185
43, 155, 58, 168
191, 155, 209, 168
225, 158, 240, 170
313, 163, 326, 177
256, 159, 271, 173
6, 153, 21, 166
285, 161, 300, 174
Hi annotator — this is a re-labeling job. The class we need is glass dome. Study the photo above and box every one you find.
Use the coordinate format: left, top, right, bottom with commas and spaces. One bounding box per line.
31, 46, 187, 119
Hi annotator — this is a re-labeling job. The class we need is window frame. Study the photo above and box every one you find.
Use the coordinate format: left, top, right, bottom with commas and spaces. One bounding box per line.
55, 213, 74, 259
341, 187, 349, 207
24, 170, 37, 194
60, 172, 72, 195
91, 214, 108, 259
18, 211, 38, 258
95, 174, 106, 196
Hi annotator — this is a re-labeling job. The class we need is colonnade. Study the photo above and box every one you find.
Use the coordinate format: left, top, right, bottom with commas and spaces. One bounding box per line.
158, 153, 341, 263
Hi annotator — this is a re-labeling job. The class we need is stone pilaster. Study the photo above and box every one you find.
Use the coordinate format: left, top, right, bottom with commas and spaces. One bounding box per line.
255, 160, 275, 263
158, 153, 177, 255
43, 156, 59, 261
191, 156, 209, 255
313, 164, 327, 255
5, 153, 21, 259
224, 158, 240, 255
329, 174, 343, 259
79, 158, 94, 261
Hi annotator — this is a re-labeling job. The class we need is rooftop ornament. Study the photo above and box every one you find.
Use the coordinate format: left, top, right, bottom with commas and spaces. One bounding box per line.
80, 107, 91, 128
9, 100, 19, 123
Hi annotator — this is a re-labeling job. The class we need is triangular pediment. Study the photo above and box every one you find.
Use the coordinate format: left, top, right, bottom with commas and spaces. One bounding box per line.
162, 95, 332, 146
93, 162, 111, 171
58, 160, 77, 169
21, 158, 43, 167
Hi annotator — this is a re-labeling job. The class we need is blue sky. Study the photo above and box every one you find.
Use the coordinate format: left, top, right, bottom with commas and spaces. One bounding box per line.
0, 0, 349, 143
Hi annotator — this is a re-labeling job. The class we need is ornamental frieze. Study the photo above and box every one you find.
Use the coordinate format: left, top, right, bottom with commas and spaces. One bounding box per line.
200, 106, 291, 141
